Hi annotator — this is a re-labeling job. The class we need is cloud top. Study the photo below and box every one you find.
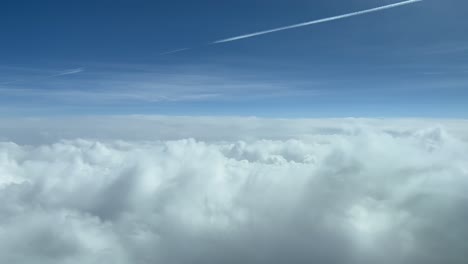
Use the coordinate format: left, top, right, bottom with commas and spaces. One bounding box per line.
1, 118, 468, 263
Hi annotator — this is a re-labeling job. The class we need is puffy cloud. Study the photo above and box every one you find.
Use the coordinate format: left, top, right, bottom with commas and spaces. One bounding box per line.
1, 118, 468, 263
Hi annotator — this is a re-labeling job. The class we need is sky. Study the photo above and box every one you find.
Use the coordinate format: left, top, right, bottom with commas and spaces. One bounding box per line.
2, 2, 468, 262
0, 0, 467, 117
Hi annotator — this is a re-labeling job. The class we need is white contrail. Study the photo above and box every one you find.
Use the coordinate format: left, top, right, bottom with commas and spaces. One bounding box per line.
213, 0, 422, 44
159, 48, 191, 56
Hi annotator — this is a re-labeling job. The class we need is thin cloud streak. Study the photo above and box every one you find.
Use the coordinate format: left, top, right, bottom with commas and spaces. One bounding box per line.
213, 0, 423, 44
0, 68, 84, 86
159, 48, 191, 56
52, 67, 84, 77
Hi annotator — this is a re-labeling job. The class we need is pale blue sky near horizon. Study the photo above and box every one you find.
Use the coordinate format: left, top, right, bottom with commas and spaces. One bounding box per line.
0, 0, 467, 117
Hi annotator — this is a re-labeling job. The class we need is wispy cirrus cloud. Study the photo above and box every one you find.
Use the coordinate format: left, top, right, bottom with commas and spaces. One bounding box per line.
0, 64, 323, 106
0, 67, 85, 85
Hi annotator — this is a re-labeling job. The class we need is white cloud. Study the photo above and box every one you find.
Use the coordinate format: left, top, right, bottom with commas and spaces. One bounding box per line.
1, 117, 468, 263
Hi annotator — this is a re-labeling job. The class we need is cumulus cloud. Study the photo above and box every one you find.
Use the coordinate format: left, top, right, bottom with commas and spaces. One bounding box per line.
1, 118, 468, 263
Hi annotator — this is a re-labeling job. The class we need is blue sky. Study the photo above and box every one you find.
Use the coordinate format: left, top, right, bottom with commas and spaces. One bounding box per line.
0, 0, 467, 117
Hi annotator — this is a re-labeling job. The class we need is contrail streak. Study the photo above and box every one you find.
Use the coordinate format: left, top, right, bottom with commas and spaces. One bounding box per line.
213, 0, 422, 44
159, 48, 191, 56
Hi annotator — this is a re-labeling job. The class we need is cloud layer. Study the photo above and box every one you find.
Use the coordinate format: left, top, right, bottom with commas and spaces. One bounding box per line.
1, 118, 468, 263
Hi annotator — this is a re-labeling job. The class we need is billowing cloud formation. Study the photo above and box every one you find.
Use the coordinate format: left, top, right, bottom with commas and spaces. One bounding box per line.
1, 119, 468, 263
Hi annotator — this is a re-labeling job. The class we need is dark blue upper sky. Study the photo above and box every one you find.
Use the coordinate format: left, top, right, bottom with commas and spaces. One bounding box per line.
1, 0, 467, 117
